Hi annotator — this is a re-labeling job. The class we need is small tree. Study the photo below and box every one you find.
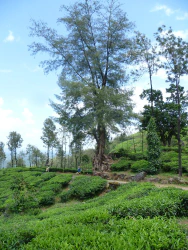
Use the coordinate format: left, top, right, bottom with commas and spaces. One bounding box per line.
147, 117, 161, 174
17, 151, 26, 167
7, 131, 23, 167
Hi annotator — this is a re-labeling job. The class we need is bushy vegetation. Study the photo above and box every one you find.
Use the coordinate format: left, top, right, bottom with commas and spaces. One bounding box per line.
0, 167, 73, 213
60, 175, 107, 201
110, 129, 188, 175
0, 176, 187, 250
131, 159, 149, 173
110, 158, 132, 171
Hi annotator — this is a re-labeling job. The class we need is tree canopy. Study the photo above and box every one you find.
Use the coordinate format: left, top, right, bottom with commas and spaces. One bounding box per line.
29, 0, 136, 170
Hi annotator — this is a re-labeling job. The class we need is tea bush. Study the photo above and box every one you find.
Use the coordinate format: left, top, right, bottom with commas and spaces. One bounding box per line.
68, 176, 107, 200
47, 174, 72, 187
108, 187, 188, 218
131, 159, 149, 172
0, 179, 187, 250
38, 191, 55, 206
110, 158, 132, 171
59, 190, 72, 202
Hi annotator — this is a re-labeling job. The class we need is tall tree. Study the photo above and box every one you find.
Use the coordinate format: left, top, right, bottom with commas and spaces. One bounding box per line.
26, 144, 33, 167
41, 118, 57, 165
155, 25, 188, 177
0, 142, 6, 168
29, 0, 135, 170
7, 131, 23, 167
132, 32, 159, 114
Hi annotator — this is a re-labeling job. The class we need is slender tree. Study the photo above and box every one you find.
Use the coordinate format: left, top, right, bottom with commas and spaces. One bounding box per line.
132, 32, 159, 115
0, 142, 6, 168
31, 145, 45, 167
41, 118, 57, 165
29, 0, 135, 171
155, 25, 188, 177
7, 131, 23, 167
26, 144, 33, 167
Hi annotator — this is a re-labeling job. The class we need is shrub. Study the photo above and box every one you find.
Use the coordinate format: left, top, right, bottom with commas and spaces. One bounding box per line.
59, 190, 72, 202
127, 152, 147, 161
108, 187, 188, 218
8, 175, 38, 213
115, 148, 130, 158
69, 176, 107, 200
47, 174, 72, 187
110, 159, 132, 171
40, 172, 56, 181
131, 160, 149, 173
38, 191, 55, 206
40, 183, 62, 193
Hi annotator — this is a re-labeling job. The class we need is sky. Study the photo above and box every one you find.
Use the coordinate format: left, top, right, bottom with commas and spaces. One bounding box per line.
0, 0, 188, 154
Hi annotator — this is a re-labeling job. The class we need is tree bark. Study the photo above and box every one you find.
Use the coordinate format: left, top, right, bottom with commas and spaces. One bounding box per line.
175, 78, 182, 177
93, 125, 111, 172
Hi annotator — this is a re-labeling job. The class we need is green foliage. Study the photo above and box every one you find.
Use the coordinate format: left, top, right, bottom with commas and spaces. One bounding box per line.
68, 176, 107, 200
47, 174, 72, 187
30, 0, 136, 169
0, 178, 188, 249
38, 191, 55, 206
108, 186, 188, 218
127, 152, 147, 161
82, 154, 90, 164
8, 175, 38, 213
7, 131, 23, 167
111, 158, 132, 171
59, 190, 72, 202
147, 117, 161, 174
160, 151, 188, 173
131, 159, 149, 173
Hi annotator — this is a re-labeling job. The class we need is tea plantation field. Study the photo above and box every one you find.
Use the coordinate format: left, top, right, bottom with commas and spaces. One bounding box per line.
0, 167, 188, 249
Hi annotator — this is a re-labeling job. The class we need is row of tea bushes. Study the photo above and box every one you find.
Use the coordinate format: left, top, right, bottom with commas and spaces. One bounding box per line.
0, 167, 73, 213
60, 175, 107, 201
108, 187, 188, 218
0, 182, 187, 249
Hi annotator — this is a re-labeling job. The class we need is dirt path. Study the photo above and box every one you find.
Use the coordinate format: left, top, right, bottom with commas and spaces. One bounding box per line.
107, 180, 188, 191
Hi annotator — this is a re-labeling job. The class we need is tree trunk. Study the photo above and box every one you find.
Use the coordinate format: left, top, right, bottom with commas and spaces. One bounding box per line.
11, 151, 14, 167
14, 150, 17, 167
176, 78, 182, 177
149, 70, 154, 116
93, 125, 111, 172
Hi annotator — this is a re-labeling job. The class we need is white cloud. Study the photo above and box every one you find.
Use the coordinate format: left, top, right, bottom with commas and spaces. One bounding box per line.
132, 86, 148, 113
173, 30, 188, 40
0, 69, 12, 73
22, 108, 35, 125
150, 5, 175, 16
176, 12, 188, 20
154, 68, 167, 80
4, 31, 15, 42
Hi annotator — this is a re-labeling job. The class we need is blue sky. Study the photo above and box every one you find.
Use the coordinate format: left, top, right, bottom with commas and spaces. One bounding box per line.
0, 0, 188, 152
